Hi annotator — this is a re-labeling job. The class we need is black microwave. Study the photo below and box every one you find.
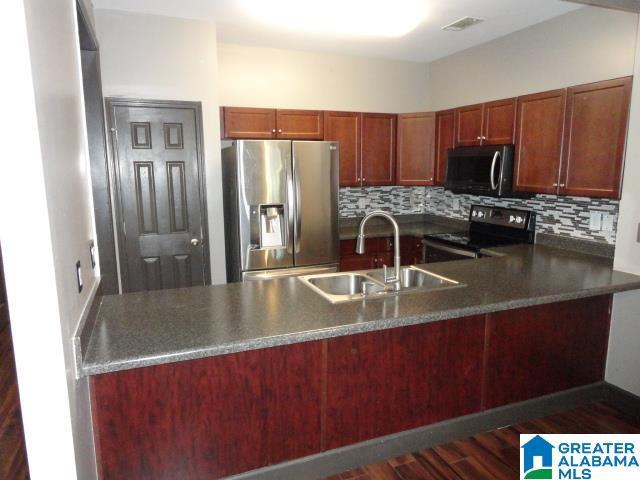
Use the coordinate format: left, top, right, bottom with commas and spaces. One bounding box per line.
444, 144, 516, 197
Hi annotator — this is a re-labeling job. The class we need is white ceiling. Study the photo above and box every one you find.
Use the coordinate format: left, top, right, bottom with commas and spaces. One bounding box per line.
93, 0, 582, 62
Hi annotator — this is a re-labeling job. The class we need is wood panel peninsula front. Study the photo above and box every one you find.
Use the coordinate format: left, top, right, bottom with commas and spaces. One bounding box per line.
83, 244, 640, 480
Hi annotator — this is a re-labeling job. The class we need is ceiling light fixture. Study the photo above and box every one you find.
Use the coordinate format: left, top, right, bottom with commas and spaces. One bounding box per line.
239, 0, 428, 38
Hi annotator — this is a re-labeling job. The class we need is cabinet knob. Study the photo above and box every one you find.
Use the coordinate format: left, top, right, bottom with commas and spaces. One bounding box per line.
476, 136, 482, 140
553, 183, 558, 187
278, 129, 283, 133
560, 183, 566, 187
271, 129, 276, 133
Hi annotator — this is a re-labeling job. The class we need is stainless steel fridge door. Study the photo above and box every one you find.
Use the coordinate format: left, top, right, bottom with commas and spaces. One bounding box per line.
237, 140, 295, 271
292, 141, 340, 267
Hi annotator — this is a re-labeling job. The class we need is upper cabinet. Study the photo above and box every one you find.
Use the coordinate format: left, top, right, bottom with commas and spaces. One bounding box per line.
324, 111, 362, 187
514, 89, 567, 194
275, 109, 324, 139
435, 110, 455, 185
560, 77, 632, 199
482, 99, 516, 145
361, 113, 397, 186
396, 112, 436, 186
222, 107, 277, 139
455, 100, 515, 147
514, 77, 631, 199
454, 104, 483, 146
222, 107, 323, 139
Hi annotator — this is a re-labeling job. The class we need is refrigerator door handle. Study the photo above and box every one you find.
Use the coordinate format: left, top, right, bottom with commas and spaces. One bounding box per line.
294, 162, 302, 254
286, 167, 295, 255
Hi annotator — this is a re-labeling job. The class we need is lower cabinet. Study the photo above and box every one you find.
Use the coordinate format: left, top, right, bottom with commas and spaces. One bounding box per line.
90, 295, 611, 479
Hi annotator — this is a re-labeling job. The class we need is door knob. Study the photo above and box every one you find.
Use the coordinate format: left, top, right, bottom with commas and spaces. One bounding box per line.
191, 238, 200, 246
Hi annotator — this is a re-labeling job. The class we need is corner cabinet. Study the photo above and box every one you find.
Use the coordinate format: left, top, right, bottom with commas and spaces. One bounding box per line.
435, 109, 455, 185
396, 113, 436, 186
560, 77, 632, 199
222, 107, 323, 140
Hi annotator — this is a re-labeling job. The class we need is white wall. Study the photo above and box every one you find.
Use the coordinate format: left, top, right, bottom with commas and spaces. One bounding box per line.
94, 9, 226, 284
217, 43, 430, 113
0, 0, 99, 478
429, 7, 638, 110
606, 16, 640, 397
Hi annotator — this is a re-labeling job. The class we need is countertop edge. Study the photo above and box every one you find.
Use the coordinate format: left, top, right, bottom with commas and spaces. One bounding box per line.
79, 280, 640, 377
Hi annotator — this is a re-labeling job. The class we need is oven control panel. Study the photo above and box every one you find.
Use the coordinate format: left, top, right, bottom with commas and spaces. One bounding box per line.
469, 205, 534, 230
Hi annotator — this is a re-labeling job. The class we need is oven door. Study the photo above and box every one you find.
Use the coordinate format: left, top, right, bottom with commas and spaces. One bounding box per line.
423, 239, 480, 263
444, 145, 514, 196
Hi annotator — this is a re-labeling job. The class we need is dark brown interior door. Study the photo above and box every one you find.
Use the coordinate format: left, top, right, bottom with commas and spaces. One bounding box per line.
361, 113, 396, 185
435, 110, 455, 185
111, 101, 208, 293
560, 77, 631, 199
324, 111, 362, 187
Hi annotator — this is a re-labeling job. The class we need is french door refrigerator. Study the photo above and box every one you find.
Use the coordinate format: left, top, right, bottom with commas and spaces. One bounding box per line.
222, 140, 340, 282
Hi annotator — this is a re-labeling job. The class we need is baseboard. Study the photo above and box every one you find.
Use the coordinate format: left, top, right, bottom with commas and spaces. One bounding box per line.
604, 383, 640, 420
228, 382, 609, 480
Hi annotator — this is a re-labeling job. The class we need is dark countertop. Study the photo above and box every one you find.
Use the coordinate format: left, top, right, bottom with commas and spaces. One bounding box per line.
81, 243, 640, 377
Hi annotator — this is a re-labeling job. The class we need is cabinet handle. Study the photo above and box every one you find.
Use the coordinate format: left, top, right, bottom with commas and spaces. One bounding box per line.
278, 129, 283, 133
271, 129, 276, 133
560, 183, 566, 187
476, 136, 482, 140
553, 183, 558, 187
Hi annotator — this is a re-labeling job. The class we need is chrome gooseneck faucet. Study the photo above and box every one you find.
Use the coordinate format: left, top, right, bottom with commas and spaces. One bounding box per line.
356, 210, 401, 289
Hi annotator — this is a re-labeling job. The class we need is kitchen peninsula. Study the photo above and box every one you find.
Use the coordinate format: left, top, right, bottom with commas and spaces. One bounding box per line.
82, 238, 640, 479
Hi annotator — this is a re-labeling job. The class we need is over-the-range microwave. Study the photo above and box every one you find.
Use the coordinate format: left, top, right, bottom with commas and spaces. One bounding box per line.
444, 144, 522, 197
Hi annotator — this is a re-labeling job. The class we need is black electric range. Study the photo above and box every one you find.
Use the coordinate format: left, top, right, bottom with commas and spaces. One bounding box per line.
423, 205, 536, 263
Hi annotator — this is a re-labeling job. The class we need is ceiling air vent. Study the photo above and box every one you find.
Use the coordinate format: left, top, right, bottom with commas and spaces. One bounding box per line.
442, 16, 485, 31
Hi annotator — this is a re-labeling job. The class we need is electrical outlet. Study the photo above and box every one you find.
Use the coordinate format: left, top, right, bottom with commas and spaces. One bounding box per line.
76, 261, 83, 293
589, 211, 602, 231
358, 197, 366, 209
601, 214, 615, 232
453, 198, 460, 210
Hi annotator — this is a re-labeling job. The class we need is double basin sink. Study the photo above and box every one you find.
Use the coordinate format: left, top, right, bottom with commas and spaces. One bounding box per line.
299, 265, 463, 303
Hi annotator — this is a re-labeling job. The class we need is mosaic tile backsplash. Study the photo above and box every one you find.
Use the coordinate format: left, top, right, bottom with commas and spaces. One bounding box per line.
339, 186, 619, 244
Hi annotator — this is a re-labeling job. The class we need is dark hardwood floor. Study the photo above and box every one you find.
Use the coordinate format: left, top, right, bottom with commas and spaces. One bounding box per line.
325, 402, 640, 480
0, 248, 30, 480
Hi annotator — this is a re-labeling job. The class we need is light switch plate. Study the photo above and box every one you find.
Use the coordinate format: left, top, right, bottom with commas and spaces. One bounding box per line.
601, 214, 615, 232
589, 211, 602, 231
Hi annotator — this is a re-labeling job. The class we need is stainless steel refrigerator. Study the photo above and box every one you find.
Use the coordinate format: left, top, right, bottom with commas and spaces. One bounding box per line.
222, 140, 340, 282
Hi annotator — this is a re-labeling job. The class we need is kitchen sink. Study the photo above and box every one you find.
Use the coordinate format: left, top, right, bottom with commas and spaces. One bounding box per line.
299, 266, 463, 303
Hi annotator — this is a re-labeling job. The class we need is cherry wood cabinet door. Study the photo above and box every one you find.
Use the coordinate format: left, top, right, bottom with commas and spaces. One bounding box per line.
435, 110, 455, 185
222, 107, 276, 139
560, 77, 632, 199
91, 342, 324, 479
482, 98, 516, 145
454, 104, 483, 146
400, 236, 424, 265
514, 89, 567, 194
361, 113, 396, 185
339, 254, 377, 272
324, 111, 362, 187
483, 296, 611, 410
325, 316, 485, 449
396, 112, 436, 185
276, 109, 324, 139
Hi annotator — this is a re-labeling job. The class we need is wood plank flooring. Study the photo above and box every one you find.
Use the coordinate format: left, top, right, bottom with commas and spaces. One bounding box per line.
0, 320, 30, 480
325, 402, 640, 480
